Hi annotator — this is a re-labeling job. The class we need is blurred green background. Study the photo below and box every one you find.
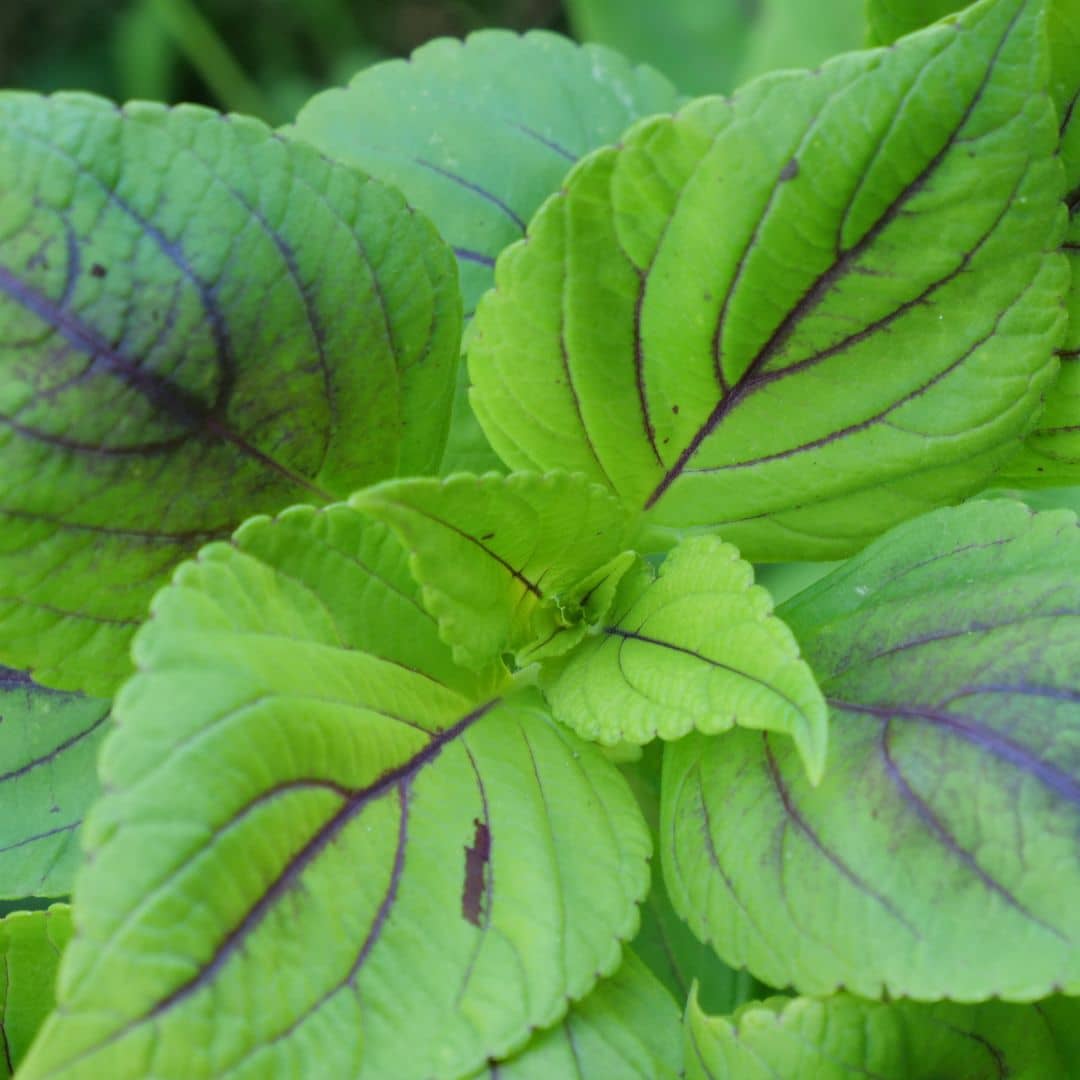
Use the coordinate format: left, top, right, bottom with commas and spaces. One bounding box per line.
1, 0, 873, 125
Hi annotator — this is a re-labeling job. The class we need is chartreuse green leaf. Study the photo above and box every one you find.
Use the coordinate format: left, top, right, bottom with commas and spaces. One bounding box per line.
865, 0, 965, 45
19, 504, 650, 1080
0, 669, 107, 899
292, 31, 679, 474
352, 472, 636, 671
465, 950, 682, 1079
623, 746, 770, 1015
664, 500, 1080, 999
470, 0, 1067, 561
541, 535, 827, 782
685, 990, 1080, 1079
0, 93, 460, 696
0, 906, 71, 1078
999, 0, 1080, 484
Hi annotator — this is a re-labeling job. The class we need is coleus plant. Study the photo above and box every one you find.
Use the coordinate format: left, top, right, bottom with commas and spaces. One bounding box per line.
2, 0, 1080, 1076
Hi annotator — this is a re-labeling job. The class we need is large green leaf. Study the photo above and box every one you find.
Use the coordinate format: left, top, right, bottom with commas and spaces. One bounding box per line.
0, 669, 107, 899
623, 746, 771, 1016
663, 500, 1080, 999
292, 31, 679, 474
353, 472, 636, 671
20, 504, 650, 1079
469, 0, 1066, 561
0, 92, 460, 696
465, 950, 682, 1079
0, 906, 71, 1078
1000, 0, 1080, 484
541, 535, 827, 781
864, 0, 966, 45
685, 990, 1080, 1079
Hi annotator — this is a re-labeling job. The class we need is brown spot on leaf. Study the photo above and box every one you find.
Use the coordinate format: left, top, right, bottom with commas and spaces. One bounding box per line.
462, 817, 491, 927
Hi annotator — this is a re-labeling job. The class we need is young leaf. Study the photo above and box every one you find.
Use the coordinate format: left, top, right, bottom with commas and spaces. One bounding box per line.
19, 505, 650, 1079
663, 500, 1080, 999
464, 950, 682, 1079
685, 990, 1080, 1079
352, 472, 636, 671
0, 906, 71, 1078
292, 31, 679, 474
470, 0, 1067, 560
0, 669, 108, 900
0, 92, 460, 696
999, 0, 1080, 485
865, 0, 965, 45
542, 536, 827, 783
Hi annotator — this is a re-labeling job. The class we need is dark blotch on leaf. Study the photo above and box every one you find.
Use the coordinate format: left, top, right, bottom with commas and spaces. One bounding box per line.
462, 817, 491, 927
90, 263, 108, 279
779, 158, 800, 182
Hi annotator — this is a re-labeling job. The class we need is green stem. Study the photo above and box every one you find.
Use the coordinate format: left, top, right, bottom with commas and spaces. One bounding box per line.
149, 0, 275, 121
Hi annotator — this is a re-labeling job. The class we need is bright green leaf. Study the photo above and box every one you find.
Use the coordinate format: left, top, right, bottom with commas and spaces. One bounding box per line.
542, 535, 827, 782
352, 472, 636, 671
864, 0, 966, 45
470, 0, 1067, 560
19, 504, 649, 1079
999, 0, 1080, 485
685, 990, 1080, 1079
0, 92, 460, 696
292, 30, 679, 474
464, 949, 682, 1080
0, 906, 71, 1078
624, 746, 771, 1015
664, 500, 1080, 999
0, 669, 107, 900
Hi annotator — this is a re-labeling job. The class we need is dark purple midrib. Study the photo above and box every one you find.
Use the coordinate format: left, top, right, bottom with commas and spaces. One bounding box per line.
0, 709, 108, 786
0, 665, 35, 691
134, 698, 497, 1028
0, 260, 331, 502
878, 718, 1060, 936
0, 821, 80, 856
762, 733, 918, 934
604, 625, 808, 718
831, 698, 1080, 807
642, 7, 1021, 511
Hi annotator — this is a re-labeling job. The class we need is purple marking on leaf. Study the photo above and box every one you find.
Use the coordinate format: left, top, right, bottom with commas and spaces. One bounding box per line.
642, 8, 1020, 510
415, 159, 527, 232
763, 734, 918, 934
462, 817, 491, 927
878, 718, 1061, 936
454, 247, 497, 268
115, 699, 499, 1034
0, 821, 80, 856
0, 666, 35, 691
0, 709, 108, 786
512, 122, 576, 163
832, 699, 1080, 807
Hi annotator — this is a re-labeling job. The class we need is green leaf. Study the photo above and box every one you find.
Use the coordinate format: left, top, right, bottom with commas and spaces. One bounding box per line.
998, 0, 1080, 485
464, 949, 683, 1079
542, 535, 827, 782
685, 990, 1080, 1079
469, 0, 1067, 561
0, 906, 71, 1078
624, 746, 771, 1015
292, 31, 679, 474
564, 0, 757, 96
0, 669, 108, 900
0, 92, 460, 696
20, 504, 650, 1079
865, 0, 966, 45
352, 472, 636, 671
664, 499, 1080, 999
